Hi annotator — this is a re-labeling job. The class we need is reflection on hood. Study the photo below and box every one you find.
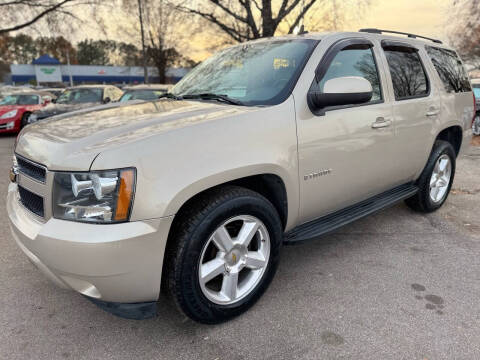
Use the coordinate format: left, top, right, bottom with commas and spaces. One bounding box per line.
34, 102, 100, 119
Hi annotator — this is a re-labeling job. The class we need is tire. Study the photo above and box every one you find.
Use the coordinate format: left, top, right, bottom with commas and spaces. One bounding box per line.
405, 140, 456, 213
473, 113, 480, 136
20, 113, 30, 129
165, 186, 283, 324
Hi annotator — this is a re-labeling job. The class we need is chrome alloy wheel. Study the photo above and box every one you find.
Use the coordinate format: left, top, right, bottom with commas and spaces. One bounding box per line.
429, 154, 452, 203
198, 215, 270, 305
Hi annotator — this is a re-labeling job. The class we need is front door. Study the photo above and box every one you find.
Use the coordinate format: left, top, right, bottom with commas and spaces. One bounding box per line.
296, 38, 398, 224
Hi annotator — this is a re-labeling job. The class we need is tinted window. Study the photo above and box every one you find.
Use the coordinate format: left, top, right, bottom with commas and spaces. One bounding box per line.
120, 89, 165, 102
0, 94, 38, 105
384, 47, 428, 100
57, 88, 103, 104
426, 46, 471, 93
317, 47, 382, 102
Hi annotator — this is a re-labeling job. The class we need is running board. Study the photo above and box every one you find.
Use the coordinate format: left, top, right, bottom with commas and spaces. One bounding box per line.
284, 183, 418, 245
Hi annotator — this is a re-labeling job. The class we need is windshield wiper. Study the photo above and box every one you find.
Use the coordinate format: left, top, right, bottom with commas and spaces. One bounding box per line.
181, 93, 244, 106
158, 93, 183, 100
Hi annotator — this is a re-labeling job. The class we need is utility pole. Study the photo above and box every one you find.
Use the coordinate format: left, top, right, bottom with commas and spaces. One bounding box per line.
138, 0, 148, 84
66, 50, 73, 87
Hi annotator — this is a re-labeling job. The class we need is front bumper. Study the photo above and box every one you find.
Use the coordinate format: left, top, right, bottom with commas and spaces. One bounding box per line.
7, 183, 173, 304
0, 114, 21, 133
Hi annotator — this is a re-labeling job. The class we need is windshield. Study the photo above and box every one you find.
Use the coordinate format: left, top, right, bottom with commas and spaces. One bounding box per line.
0, 94, 39, 106
473, 84, 480, 99
172, 39, 318, 106
57, 88, 103, 104
119, 89, 166, 102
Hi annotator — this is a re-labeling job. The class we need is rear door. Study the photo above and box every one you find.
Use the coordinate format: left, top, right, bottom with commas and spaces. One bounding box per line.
380, 41, 441, 181
425, 45, 474, 137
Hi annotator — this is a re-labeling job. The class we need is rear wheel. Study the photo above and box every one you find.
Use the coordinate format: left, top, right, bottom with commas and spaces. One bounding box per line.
165, 186, 283, 324
405, 140, 456, 212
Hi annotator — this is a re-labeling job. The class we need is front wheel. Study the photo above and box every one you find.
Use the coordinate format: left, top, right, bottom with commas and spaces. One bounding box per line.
20, 113, 30, 129
405, 140, 456, 212
165, 186, 283, 324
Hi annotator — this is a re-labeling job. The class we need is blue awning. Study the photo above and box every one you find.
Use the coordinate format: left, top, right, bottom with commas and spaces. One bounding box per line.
32, 55, 61, 65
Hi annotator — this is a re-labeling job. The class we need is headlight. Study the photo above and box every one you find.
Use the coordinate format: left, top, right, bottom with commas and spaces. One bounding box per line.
53, 168, 136, 223
0, 109, 18, 119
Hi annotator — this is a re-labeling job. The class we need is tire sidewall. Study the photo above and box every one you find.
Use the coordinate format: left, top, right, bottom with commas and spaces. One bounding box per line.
20, 113, 30, 128
177, 194, 282, 322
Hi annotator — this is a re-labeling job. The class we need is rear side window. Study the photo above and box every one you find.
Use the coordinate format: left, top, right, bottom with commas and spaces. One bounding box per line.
384, 47, 429, 100
426, 46, 471, 93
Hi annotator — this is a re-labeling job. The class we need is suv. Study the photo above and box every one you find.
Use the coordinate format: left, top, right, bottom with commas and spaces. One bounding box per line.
7, 30, 475, 324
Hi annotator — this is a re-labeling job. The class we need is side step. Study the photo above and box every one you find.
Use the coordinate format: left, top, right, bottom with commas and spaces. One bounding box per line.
284, 183, 418, 245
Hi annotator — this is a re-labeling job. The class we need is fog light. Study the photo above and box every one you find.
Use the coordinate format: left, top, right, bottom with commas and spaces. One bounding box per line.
6, 121, 14, 129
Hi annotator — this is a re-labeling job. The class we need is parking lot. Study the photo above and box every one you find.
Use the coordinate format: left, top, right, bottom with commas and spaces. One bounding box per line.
1, 133, 479, 360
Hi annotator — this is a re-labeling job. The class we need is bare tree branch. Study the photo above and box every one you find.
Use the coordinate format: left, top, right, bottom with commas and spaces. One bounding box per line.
287, 0, 317, 33
0, 0, 74, 34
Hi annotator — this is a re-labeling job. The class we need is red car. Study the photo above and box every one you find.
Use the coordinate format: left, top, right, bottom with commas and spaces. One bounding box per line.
0, 92, 55, 133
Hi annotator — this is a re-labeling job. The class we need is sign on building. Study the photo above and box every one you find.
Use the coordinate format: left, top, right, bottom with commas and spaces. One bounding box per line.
34, 65, 61, 83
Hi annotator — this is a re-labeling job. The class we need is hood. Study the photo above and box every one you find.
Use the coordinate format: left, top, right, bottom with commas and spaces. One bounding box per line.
34, 102, 99, 119
0, 104, 36, 115
0, 105, 18, 115
16, 99, 254, 171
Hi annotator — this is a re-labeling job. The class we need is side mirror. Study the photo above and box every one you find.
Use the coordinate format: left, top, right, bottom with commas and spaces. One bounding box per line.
103, 97, 111, 104
308, 76, 373, 111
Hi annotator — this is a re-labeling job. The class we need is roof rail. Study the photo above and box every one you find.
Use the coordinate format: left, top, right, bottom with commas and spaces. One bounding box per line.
359, 28, 443, 44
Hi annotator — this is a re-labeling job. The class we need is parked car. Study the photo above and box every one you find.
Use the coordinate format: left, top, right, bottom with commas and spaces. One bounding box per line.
119, 84, 171, 102
28, 85, 123, 123
472, 79, 480, 135
40, 88, 65, 98
0, 91, 55, 133
7, 30, 475, 323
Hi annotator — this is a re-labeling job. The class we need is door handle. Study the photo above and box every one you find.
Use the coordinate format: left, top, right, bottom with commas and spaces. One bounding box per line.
372, 117, 392, 129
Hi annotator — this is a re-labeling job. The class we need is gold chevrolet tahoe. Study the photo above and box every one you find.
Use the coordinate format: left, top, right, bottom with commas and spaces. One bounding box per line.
7, 30, 475, 323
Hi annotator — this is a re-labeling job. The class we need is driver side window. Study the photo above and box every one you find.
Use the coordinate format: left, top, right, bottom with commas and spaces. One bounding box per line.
315, 47, 383, 103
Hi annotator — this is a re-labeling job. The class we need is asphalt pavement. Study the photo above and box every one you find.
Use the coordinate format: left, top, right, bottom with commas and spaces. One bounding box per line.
1, 133, 479, 360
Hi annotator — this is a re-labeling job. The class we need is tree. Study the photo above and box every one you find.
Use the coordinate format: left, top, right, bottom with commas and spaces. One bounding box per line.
77, 39, 112, 65
294, 0, 372, 33
0, 0, 105, 35
6, 34, 38, 64
36, 36, 77, 63
176, 0, 322, 42
447, 0, 480, 69
123, 0, 195, 83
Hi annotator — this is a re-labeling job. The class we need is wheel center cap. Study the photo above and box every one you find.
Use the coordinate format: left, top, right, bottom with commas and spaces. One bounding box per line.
225, 246, 246, 267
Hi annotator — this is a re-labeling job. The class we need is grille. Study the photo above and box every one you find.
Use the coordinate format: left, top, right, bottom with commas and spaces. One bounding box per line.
18, 185, 44, 217
17, 156, 46, 183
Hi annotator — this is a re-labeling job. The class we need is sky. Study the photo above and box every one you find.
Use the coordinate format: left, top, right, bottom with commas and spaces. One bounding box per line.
14, 0, 453, 62
357, 0, 451, 42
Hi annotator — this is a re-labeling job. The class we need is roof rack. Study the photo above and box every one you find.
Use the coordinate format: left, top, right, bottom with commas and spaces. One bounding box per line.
359, 28, 442, 44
